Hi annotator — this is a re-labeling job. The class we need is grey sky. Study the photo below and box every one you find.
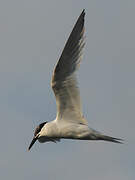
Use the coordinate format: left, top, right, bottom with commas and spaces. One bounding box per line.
0, 0, 134, 179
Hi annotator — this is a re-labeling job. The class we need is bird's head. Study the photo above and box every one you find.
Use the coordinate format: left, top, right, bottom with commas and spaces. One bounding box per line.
28, 122, 47, 151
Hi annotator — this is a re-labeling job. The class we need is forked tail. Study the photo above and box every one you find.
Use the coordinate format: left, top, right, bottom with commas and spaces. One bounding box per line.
98, 134, 123, 144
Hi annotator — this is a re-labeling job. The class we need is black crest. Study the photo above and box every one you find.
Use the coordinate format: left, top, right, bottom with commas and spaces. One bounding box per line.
34, 122, 47, 137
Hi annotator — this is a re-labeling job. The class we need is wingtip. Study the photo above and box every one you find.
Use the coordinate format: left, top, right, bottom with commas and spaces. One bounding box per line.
77, 9, 85, 27
82, 9, 85, 13
81, 9, 85, 17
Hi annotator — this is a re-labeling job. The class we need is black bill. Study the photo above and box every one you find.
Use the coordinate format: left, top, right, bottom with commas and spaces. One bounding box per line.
28, 136, 38, 151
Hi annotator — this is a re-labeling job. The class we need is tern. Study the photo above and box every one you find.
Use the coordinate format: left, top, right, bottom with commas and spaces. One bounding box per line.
28, 10, 122, 151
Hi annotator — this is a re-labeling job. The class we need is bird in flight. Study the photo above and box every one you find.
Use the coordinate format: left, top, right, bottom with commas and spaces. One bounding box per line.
28, 10, 122, 151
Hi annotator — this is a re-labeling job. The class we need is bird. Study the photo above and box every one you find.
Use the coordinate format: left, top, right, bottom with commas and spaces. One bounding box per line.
28, 10, 123, 151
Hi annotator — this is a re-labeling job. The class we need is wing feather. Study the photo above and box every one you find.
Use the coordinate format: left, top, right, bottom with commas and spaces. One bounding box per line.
51, 10, 87, 124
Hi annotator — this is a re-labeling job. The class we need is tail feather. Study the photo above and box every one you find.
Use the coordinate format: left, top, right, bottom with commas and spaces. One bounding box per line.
98, 135, 123, 144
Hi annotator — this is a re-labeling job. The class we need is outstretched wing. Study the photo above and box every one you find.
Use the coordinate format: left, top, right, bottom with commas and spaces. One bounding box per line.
51, 10, 87, 125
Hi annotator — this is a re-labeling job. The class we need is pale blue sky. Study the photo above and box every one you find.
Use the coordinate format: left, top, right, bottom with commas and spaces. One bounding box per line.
0, 0, 134, 179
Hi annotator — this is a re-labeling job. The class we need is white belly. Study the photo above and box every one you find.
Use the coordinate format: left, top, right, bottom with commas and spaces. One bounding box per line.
59, 123, 91, 139
39, 120, 97, 140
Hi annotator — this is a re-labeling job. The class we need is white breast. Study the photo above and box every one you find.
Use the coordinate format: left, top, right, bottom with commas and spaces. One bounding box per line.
40, 120, 60, 137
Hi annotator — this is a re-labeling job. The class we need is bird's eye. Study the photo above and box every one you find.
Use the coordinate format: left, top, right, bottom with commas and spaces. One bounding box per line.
34, 122, 47, 136
34, 127, 40, 136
